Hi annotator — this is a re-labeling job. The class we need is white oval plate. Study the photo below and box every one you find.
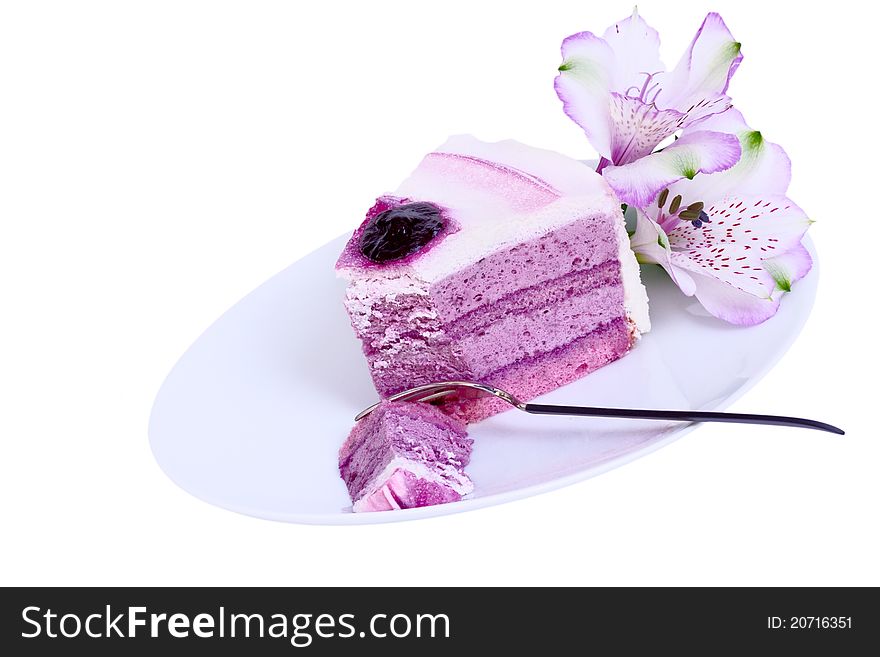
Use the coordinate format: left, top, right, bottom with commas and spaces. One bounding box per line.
149, 236, 817, 524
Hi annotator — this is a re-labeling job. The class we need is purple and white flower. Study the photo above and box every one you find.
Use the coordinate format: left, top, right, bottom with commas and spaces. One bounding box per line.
556, 10, 813, 326
628, 109, 812, 326
555, 10, 744, 206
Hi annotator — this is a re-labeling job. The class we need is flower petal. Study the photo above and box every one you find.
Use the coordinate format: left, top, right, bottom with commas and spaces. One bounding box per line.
680, 108, 792, 199
668, 222, 812, 326
763, 242, 813, 296
630, 209, 696, 295
603, 130, 741, 207
678, 95, 735, 129
608, 93, 683, 164
684, 105, 749, 134
656, 13, 743, 126
556, 32, 615, 159
667, 194, 811, 299
601, 9, 665, 96
678, 267, 782, 325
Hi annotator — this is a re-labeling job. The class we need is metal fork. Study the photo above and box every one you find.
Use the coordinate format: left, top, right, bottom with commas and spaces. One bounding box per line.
354, 380, 844, 435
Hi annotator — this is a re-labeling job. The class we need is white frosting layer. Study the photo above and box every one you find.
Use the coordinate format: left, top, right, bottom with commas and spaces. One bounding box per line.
339, 135, 650, 334
613, 211, 651, 335
352, 455, 474, 513
393, 136, 621, 283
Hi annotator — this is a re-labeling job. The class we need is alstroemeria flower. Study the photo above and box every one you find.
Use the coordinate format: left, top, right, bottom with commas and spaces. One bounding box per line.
629, 109, 812, 326
555, 11, 744, 205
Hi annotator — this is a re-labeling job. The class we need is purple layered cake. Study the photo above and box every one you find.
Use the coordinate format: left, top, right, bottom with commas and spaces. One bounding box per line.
336, 135, 650, 423
339, 401, 473, 512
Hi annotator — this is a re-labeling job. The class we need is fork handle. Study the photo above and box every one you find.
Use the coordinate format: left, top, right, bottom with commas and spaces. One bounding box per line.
523, 404, 844, 435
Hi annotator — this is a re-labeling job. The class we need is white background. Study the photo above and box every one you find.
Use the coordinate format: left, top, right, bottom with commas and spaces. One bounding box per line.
1, 0, 876, 586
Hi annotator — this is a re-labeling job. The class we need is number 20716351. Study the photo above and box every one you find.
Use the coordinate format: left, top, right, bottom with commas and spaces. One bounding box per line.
768, 617, 852, 630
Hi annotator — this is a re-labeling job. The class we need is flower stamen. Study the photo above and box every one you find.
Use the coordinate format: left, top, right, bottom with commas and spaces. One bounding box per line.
643, 81, 662, 104
626, 71, 665, 102
657, 188, 669, 208
678, 208, 711, 228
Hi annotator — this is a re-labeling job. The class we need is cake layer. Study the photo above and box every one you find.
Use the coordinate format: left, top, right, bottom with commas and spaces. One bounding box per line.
339, 401, 473, 512
444, 260, 620, 339
442, 318, 634, 423
344, 280, 470, 395
430, 213, 622, 321
457, 283, 625, 378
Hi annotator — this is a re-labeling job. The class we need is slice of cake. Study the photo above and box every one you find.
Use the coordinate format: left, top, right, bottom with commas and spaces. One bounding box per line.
336, 135, 650, 422
339, 401, 473, 512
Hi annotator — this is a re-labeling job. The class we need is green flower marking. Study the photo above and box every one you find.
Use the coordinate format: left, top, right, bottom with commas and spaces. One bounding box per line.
763, 260, 793, 292
743, 130, 764, 153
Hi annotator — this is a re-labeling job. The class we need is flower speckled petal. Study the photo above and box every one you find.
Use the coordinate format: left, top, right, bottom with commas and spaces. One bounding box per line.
677, 266, 782, 326
608, 93, 684, 164
671, 195, 809, 290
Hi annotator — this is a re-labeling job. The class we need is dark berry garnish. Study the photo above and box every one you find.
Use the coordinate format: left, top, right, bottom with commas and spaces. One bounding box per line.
359, 201, 444, 263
